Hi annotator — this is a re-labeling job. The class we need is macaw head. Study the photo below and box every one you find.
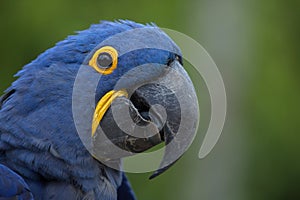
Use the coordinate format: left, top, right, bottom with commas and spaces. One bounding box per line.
0, 20, 198, 182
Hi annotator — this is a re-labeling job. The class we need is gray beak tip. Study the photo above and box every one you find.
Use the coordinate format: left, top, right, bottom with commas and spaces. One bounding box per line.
149, 166, 170, 180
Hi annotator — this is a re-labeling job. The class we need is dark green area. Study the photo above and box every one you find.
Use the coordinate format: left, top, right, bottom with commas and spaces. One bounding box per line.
0, 0, 299, 199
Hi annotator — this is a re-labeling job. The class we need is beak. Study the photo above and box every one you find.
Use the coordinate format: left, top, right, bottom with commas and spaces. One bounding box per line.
92, 90, 128, 137
92, 60, 199, 178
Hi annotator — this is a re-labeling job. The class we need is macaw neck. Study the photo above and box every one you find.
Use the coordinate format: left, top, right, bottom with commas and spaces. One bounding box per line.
0, 63, 122, 197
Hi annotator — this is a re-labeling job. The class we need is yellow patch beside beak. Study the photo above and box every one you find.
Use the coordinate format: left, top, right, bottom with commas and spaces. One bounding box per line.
92, 90, 128, 137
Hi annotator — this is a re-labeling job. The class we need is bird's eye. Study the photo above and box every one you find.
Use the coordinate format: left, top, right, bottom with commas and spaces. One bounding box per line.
89, 46, 118, 75
97, 52, 112, 69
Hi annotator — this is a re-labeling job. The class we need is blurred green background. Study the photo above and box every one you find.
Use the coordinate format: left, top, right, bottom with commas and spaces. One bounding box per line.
0, 0, 299, 199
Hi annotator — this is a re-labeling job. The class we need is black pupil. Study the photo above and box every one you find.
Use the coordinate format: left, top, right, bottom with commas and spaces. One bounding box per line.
97, 52, 113, 68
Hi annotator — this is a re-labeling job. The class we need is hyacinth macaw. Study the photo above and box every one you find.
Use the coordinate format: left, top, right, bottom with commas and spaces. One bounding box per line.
0, 20, 198, 200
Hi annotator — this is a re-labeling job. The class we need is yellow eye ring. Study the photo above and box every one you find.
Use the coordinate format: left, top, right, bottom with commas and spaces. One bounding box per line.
89, 46, 118, 75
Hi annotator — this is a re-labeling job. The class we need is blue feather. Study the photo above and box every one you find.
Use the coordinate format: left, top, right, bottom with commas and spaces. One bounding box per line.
117, 173, 136, 200
0, 164, 33, 199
